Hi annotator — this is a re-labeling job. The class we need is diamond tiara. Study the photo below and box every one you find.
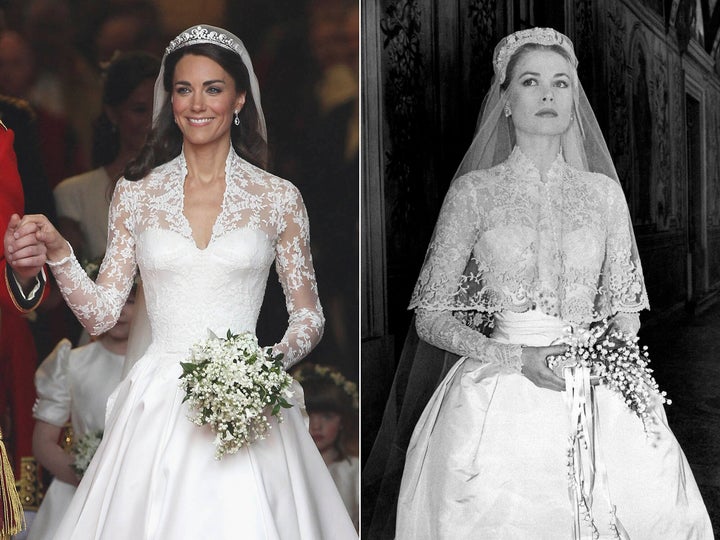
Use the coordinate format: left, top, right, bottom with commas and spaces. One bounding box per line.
494, 28, 576, 83
165, 25, 244, 57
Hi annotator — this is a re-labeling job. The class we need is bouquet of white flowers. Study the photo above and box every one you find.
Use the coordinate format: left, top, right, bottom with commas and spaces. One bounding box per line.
179, 330, 294, 459
71, 430, 103, 477
546, 321, 670, 434
546, 320, 669, 539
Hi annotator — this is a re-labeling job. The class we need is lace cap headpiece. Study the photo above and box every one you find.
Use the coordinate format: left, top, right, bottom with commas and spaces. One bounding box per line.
152, 24, 267, 141
494, 27, 577, 84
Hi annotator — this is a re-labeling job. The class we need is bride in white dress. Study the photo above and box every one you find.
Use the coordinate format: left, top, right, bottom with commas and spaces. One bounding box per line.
7, 25, 357, 539
367, 28, 712, 540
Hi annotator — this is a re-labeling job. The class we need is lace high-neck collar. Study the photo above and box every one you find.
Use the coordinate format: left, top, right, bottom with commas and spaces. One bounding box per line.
506, 146, 566, 181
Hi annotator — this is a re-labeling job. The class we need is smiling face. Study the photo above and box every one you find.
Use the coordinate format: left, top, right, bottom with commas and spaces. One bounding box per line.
505, 48, 574, 140
171, 54, 246, 148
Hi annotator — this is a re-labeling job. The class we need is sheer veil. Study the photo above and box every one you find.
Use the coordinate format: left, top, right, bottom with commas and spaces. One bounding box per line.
363, 28, 645, 538
123, 25, 267, 375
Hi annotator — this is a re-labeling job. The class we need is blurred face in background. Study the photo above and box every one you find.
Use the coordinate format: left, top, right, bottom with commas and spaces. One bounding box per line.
308, 410, 343, 454
0, 31, 36, 98
105, 78, 155, 155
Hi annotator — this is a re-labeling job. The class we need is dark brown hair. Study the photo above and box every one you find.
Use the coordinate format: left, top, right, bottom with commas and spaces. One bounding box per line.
124, 42, 267, 181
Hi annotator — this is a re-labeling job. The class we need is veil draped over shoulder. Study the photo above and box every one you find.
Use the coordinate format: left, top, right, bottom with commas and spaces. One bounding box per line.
363, 28, 647, 538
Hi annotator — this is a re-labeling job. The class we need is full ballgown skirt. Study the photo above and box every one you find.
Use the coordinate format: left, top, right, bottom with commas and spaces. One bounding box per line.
396, 310, 713, 539
49, 151, 357, 539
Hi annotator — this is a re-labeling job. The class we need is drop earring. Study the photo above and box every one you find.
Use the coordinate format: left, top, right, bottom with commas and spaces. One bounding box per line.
504, 105, 511, 117
233, 110, 240, 126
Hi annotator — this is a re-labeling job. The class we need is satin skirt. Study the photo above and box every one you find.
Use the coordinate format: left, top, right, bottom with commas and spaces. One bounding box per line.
396, 310, 712, 539
51, 345, 357, 540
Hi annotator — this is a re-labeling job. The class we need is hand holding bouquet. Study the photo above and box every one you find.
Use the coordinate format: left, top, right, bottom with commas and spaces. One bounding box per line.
71, 430, 103, 477
546, 320, 670, 434
179, 330, 294, 459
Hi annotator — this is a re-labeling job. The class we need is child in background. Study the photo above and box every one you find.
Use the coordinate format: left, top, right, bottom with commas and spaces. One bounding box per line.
291, 363, 359, 530
27, 264, 136, 540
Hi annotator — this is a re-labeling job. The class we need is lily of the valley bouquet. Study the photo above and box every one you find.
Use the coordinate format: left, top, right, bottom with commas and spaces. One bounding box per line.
546, 321, 670, 538
71, 430, 103, 477
179, 330, 294, 459
547, 320, 670, 434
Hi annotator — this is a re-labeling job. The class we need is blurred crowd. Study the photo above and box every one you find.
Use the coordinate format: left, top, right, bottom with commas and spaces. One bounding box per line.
0, 0, 358, 534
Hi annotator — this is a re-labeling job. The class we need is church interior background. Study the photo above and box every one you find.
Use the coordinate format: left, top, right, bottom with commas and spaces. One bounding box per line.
362, 0, 720, 532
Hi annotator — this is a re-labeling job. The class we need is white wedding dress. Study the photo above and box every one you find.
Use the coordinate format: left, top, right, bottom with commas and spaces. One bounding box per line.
48, 148, 357, 539
397, 148, 713, 539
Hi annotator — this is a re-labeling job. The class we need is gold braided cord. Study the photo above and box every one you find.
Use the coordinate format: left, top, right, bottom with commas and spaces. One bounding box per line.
0, 427, 25, 537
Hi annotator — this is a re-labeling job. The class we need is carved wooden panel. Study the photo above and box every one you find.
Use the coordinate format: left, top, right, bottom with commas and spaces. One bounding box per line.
606, 6, 632, 194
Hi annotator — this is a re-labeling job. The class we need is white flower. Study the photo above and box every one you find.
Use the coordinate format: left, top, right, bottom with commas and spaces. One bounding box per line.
179, 330, 294, 459
71, 430, 103, 477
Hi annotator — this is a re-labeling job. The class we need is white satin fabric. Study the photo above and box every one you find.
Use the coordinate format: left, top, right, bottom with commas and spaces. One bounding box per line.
396, 310, 712, 539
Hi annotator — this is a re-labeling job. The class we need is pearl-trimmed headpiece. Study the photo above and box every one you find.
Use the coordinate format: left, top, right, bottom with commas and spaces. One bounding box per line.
165, 25, 244, 57
494, 27, 577, 84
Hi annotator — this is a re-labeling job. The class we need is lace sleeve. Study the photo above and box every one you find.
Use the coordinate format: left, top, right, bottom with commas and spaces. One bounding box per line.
409, 173, 484, 310
272, 183, 324, 369
48, 179, 137, 335
416, 309, 522, 371
597, 180, 649, 317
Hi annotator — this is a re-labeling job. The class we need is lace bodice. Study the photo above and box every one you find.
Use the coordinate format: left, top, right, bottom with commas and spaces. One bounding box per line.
412, 147, 649, 370
49, 149, 323, 368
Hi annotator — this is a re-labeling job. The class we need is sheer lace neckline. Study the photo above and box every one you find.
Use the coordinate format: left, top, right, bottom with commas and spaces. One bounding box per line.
506, 146, 566, 183
177, 147, 234, 251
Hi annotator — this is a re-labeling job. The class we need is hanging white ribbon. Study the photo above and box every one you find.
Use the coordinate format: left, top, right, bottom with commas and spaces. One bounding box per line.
563, 365, 631, 540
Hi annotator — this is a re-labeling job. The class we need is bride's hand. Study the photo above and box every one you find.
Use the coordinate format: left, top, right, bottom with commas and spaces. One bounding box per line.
520, 345, 567, 392
8, 214, 70, 264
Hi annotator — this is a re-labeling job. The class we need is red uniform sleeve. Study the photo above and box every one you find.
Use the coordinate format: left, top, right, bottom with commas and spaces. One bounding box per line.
0, 123, 49, 313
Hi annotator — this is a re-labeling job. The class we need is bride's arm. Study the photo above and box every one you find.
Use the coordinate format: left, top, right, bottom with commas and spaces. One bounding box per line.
416, 309, 523, 370
30, 180, 138, 335
272, 183, 324, 369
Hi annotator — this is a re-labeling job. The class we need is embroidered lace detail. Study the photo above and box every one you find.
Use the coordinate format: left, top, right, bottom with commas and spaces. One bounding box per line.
48, 148, 323, 369
409, 147, 649, 325
416, 309, 522, 371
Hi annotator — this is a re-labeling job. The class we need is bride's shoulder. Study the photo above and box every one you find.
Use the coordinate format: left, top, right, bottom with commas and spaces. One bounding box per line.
570, 168, 625, 199
116, 157, 183, 196
450, 166, 503, 194
232, 156, 304, 202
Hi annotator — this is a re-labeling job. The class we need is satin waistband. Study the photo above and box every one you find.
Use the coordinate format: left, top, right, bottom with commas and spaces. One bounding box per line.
491, 310, 577, 347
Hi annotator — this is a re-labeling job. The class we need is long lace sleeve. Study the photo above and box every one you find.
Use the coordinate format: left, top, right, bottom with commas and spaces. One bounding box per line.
272, 183, 324, 369
416, 309, 522, 371
409, 173, 483, 310
47, 180, 137, 335
410, 173, 521, 369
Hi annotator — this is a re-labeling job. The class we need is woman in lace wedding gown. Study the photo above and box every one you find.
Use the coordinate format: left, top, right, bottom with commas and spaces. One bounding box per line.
6, 25, 356, 539
372, 29, 712, 539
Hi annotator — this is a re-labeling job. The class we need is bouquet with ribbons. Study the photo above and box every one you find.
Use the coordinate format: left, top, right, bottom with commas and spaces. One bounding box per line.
546, 320, 669, 540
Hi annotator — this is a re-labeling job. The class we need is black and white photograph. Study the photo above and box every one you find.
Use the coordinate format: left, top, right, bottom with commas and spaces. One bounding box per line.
362, 0, 720, 538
